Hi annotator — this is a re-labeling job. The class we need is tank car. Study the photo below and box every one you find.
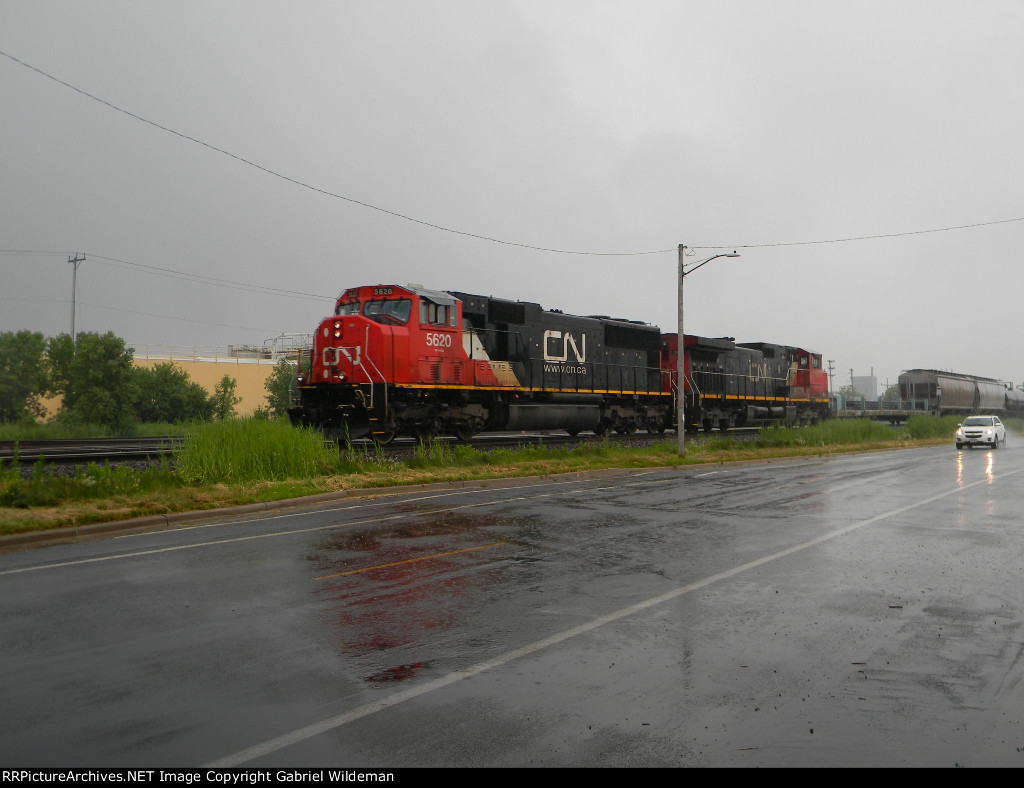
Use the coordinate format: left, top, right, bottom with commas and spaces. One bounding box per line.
289, 284, 672, 442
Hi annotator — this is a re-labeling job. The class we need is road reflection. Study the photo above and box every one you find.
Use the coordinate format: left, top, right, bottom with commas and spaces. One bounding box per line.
309, 511, 515, 667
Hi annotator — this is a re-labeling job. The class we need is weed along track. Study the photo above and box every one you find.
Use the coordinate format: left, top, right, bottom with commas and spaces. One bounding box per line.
0, 415, 996, 539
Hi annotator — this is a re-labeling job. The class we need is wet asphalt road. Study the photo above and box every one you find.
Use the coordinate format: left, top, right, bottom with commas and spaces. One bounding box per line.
2, 442, 1024, 767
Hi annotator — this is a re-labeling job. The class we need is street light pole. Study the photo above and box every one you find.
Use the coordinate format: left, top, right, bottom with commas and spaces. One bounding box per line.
677, 246, 740, 458
677, 244, 687, 457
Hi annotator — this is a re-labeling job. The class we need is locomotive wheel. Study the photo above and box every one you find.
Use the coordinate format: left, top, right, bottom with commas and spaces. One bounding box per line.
414, 425, 433, 443
371, 429, 396, 445
566, 429, 580, 437
702, 419, 715, 433
455, 426, 475, 442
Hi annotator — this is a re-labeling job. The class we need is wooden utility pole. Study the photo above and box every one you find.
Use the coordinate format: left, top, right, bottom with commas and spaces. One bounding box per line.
68, 253, 85, 343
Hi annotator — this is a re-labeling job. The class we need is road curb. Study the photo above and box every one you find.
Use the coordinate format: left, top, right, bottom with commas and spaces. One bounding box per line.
0, 465, 686, 550
0, 448, 921, 551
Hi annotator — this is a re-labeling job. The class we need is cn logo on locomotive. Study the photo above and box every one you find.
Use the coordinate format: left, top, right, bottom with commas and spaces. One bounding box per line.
543, 330, 586, 363
323, 346, 361, 366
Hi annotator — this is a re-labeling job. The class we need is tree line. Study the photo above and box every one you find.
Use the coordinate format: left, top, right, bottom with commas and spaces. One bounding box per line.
0, 330, 296, 431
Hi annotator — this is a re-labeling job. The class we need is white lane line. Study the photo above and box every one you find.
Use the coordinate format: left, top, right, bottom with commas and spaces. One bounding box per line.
0, 478, 642, 576
206, 466, 1024, 767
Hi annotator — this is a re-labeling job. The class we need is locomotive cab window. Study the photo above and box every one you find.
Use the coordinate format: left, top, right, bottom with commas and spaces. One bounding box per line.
363, 298, 412, 325
420, 300, 457, 328
335, 302, 360, 316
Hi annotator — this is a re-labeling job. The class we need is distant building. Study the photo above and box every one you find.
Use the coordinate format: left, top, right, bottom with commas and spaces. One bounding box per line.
851, 375, 877, 400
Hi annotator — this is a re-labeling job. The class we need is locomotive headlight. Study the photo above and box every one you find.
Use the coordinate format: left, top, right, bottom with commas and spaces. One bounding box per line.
296, 372, 307, 384
334, 331, 342, 338
334, 321, 342, 329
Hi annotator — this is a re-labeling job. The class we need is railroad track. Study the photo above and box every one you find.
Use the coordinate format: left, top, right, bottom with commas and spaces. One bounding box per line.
0, 427, 760, 467
340, 427, 760, 457
0, 436, 183, 465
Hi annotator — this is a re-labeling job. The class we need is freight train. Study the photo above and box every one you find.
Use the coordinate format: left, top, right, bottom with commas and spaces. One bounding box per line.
898, 369, 1024, 417
288, 283, 831, 442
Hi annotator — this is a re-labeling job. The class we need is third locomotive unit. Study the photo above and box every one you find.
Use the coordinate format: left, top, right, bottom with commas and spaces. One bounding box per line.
288, 283, 831, 442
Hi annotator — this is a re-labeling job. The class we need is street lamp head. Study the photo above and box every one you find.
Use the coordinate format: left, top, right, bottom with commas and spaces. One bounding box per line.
682, 250, 741, 277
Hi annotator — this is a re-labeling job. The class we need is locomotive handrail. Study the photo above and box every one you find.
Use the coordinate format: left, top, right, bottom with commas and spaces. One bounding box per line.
359, 325, 388, 416
684, 372, 702, 400
361, 353, 384, 398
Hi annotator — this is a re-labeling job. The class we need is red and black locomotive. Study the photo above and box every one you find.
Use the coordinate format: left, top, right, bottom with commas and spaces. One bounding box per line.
288, 283, 830, 441
662, 335, 830, 432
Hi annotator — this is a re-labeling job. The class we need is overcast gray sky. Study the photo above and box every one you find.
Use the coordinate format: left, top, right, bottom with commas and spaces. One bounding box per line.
2, 1, 1022, 393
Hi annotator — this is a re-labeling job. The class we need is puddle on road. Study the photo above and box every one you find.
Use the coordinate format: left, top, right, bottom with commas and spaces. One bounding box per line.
365, 662, 428, 683
308, 511, 529, 659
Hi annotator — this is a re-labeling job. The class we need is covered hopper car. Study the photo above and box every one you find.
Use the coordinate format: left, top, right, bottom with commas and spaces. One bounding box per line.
898, 369, 1024, 417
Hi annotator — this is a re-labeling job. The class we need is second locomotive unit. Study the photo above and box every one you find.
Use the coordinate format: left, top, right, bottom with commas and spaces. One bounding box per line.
662, 334, 830, 432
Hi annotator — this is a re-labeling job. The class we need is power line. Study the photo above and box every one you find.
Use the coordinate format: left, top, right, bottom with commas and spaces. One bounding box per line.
0, 49, 668, 257
690, 216, 1024, 250
78, 300, 276, 333
0, 295, 275, 333
86, 253, 330, 301
0, 249, 332, 301
3, 48, 1023, 255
